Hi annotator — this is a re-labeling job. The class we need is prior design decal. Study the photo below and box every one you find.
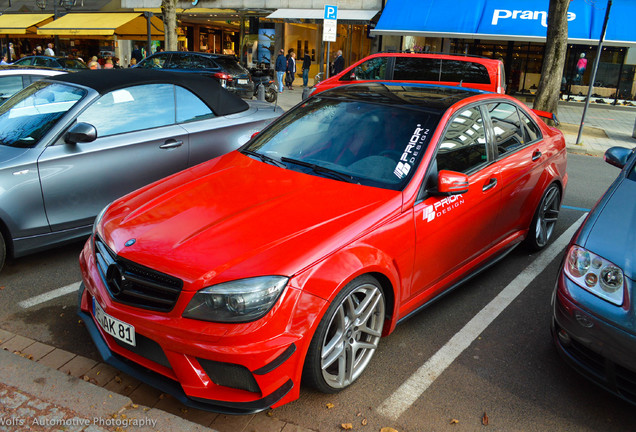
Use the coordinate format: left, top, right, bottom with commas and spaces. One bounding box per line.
423, 194, 465, 222
394, 124, 430, 179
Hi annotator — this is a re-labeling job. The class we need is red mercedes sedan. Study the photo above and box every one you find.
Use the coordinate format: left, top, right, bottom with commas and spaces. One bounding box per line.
78, 83, 567, 413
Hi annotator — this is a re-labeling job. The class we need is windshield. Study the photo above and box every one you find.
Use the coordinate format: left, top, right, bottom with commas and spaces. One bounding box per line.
0, 81, 86, 148
243, 97, 441, 190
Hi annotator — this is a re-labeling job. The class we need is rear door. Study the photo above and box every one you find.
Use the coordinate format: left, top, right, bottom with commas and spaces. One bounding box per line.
483, 101, 545, 243
37, 83, 189, 231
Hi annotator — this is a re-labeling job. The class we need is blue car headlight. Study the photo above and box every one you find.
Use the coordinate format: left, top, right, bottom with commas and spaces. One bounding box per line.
564, 245, 625, 306
183, 276, 288, 323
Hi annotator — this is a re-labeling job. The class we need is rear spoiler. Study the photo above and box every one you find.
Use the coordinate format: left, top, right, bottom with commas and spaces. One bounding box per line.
532, 109, 560, 126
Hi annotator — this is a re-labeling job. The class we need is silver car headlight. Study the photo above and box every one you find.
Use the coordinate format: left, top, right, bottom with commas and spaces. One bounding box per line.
564, 245, 625, 306
183, 276, 288, 323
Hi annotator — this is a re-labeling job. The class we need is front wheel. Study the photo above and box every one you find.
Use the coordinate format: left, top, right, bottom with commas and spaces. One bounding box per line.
265, 88, 277, 103
526, 183, 561, 251
303, 275, 385, 393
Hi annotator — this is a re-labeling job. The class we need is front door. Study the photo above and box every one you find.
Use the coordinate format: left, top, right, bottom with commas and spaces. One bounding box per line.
38, 83, 189, 232
407, 104, 501, 310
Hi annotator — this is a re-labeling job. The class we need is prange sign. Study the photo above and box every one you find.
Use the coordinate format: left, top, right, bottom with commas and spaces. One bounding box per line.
372, 0, 635, 45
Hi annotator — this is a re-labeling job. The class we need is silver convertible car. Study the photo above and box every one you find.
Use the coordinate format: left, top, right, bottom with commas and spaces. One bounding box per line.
0, 69, 283, 271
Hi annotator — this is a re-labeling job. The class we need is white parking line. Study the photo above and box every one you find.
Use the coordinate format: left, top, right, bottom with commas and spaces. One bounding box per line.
377, 214, 587, 420
18, 281, 81, 309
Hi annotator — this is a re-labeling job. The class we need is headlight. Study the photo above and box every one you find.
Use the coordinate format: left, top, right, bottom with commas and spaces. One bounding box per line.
564, 245, 625, 306
183, 276, 288, 323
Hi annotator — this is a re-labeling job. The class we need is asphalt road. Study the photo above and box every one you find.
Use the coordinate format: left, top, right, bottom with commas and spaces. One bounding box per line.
1, 152, 634, 432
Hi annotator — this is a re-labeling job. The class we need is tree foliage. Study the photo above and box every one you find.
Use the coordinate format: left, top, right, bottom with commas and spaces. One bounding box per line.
533, 0, 571, 114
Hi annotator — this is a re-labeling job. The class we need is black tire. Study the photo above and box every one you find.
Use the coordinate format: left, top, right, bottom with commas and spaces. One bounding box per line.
303, 275, 385, 393
265, 88, 277, 103
525, 183, 561, 251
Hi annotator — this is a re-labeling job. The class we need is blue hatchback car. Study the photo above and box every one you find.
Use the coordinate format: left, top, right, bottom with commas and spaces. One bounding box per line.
552, 146, 636, 404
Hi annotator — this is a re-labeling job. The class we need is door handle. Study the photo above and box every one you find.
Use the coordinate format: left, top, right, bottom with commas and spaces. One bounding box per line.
483, 177, 497, 191
532, 150, 542, 161
160, 139, 183, 149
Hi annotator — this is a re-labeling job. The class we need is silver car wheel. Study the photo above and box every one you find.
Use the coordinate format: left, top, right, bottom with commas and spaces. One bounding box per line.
320, 282, 385, 389
535, 184, 561, 248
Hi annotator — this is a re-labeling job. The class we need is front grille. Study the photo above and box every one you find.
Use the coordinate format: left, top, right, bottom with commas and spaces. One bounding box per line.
94, 237, 182, 312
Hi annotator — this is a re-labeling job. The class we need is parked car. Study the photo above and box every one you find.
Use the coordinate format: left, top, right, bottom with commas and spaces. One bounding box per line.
0, 65, 66, 104
552, 146, 636, 404
0, 69, 282, 272
136, 51, 255, 99
78, 82, 566, 413
308, 52, 506, 98
12, 56, 88, 71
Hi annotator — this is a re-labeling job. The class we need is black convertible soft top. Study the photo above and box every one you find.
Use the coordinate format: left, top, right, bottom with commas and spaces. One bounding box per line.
48, 68, 249, 116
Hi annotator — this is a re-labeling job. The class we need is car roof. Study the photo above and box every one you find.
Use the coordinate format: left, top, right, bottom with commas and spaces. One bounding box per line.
47, 68, 248, 116
360, 52, 502, 66
148, 51, 236, 60
0, 65, 67, 75
316, 82, 484, 113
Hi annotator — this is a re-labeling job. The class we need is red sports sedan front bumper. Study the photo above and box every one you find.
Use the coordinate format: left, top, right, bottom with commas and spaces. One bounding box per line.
77, 236, 327, 414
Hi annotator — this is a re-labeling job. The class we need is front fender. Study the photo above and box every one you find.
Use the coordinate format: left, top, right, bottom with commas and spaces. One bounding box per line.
291, 209, 415, 336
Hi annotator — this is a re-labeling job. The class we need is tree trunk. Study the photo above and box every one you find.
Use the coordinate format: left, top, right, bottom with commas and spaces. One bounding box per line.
533, 0, 570, 115
161, 0, 178, 51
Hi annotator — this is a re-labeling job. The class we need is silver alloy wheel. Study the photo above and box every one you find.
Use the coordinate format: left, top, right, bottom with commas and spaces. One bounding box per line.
535, 185, 560, 247
320, 283, 385, 389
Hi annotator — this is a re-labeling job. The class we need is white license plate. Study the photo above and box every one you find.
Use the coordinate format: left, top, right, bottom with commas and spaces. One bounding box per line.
238, 79, 248, 85
94, 299, 136, 347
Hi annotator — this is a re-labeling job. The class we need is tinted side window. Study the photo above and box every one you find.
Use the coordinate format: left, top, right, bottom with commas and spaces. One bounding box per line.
441, 60, 491, 84
176, 86, 214, 122
78, 84, 175, 137
169, 53, 194, 69
345, 57, 388, 81
437, 106, 488, 173
487, 102, 525, 154
393, 57, 441, 81
519, 110, 542, 143
0, 76, 25, 102
138, 53, 169, 69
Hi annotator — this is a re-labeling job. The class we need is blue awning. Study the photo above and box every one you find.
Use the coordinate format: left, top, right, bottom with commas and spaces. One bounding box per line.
371, 0, 636, 46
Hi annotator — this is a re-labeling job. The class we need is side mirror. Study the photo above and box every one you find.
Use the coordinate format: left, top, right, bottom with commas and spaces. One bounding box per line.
604, 146, 632, 169
65, 122, 97, 144
438, 170, 469, 195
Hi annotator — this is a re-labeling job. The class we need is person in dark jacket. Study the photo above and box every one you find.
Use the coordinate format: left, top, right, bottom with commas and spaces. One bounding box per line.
333, 50, 345, 75
302, 50, 311, 87
275, 49, 287, 93
286, 51, 296, 90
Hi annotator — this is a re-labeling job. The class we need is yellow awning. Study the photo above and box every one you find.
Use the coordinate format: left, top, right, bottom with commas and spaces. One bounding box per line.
37, 13, 165, 39
0, 14, 54, 35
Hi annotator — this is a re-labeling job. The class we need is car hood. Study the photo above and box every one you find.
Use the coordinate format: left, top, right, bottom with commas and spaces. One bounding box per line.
100, 152, 402, 290
580, 176, 636, 280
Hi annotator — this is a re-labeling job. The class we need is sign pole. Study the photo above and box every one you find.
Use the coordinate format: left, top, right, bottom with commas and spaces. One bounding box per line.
326, 41, 331, 79
322, 4, 338, 81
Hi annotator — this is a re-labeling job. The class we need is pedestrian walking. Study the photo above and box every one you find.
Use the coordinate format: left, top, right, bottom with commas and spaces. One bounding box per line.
302, 50, 311, 87
333, 50, 345, 75
286, 51, 296, 90
44, 43, 55, 56
275, 49, 286, 93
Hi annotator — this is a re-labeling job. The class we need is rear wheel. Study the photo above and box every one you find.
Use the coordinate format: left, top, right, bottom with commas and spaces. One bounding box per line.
265, 88, 277, 103
526, 183, 561, 251
303, 275, 385, 393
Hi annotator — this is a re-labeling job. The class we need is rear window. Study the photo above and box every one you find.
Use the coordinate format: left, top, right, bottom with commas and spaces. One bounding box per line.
393, 58, 491, 85
213, 57, 247, 75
